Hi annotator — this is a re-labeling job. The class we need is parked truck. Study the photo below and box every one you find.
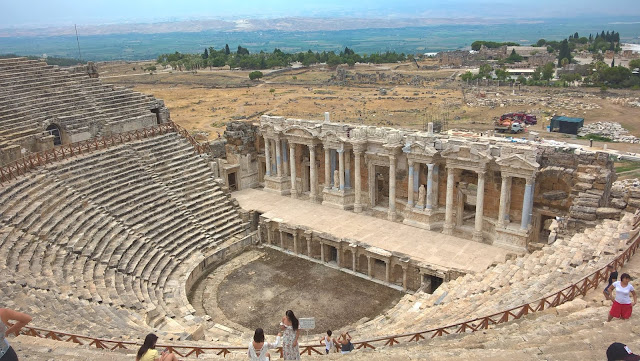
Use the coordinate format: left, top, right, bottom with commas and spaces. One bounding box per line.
494, 118, 524, 133
500, 112, 537, 125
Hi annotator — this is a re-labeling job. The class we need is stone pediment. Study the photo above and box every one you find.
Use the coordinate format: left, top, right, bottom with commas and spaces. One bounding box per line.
496, 153, 540, 172
441, 145, 492, 164
404, 141, 437, 155
283, 125, 318, 139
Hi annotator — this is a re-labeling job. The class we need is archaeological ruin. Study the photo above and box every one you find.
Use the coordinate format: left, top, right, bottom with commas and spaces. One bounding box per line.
1, 57, 640, 359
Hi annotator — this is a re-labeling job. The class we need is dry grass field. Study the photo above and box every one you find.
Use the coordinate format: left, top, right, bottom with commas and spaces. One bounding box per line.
100, 60, 640, 152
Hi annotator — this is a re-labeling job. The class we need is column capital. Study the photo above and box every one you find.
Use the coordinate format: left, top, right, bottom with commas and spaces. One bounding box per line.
477, 170, 486, 179
525, 175, 535, 185
336, 148, 345, 154
408, 159, 414, 167
501, 174, 510, 181
427, 163, 434, 170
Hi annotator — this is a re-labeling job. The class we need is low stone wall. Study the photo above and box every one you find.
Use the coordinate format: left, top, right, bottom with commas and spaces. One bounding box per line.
610, 179, 640, 213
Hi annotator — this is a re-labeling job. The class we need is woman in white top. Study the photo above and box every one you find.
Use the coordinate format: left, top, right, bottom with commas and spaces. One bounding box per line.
248, 328, 281, 361
320, 330, 334, 354
607, 272, 637, 321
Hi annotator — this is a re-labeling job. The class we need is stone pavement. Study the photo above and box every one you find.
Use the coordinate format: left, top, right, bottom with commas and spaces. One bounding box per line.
233, 189, 511, 274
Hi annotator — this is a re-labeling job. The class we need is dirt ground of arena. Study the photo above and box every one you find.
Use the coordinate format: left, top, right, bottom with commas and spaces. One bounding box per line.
208, 247, 403, 334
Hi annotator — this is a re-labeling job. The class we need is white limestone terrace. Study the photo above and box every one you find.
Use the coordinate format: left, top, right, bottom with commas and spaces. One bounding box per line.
0, 57, 169, 163
0, 133, 249, 341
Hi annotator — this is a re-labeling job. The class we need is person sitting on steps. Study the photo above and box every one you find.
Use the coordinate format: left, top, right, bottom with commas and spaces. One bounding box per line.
248, 328, 281, 361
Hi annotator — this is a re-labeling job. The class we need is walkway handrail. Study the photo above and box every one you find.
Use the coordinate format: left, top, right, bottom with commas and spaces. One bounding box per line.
19, 214, 640, 357
0, 122, 209, 186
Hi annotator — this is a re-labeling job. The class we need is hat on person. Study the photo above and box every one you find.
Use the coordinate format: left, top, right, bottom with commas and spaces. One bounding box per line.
607, 342, 640, 361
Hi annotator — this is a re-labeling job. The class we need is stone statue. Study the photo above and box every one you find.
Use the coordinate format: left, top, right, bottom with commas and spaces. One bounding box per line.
334, 170, 340, 189
417, 184, 426, 208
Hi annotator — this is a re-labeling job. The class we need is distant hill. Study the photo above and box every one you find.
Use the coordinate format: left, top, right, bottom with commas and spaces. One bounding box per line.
0, 17, 538, 38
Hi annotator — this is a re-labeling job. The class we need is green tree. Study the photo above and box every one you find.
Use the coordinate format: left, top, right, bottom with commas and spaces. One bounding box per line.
495, 67, 509, 81
541, 63, 555, 81
224, 44, 230, 55
478, 64, 492, 79
202, 48, 208, 59
557, 39, 572, 67
248, 71, 263, 80
460, 71, 474, 81
629, 59, 640, 69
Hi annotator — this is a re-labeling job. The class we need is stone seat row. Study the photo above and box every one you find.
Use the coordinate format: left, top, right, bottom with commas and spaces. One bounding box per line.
350, 214, 636, 339
0, 133, 248, 339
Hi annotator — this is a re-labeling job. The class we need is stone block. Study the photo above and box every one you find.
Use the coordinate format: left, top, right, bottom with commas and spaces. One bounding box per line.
628, 198, 640, 208
574, 198, 599, 207
596, 207, 621, 220
574, 182, 593, 191
570, 212, 597, 221
630, 189, 640, 199
577, 174, 596, 183
542, 190, 568, 201
571, 205, 597, 214
610, 198, 627, 209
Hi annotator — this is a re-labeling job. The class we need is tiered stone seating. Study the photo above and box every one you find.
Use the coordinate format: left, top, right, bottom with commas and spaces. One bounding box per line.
0, 133, 248, 340
349, 213, 637, 339
0, 57, 160, 152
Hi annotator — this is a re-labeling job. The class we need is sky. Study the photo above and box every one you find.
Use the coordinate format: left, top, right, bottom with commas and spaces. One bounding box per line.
2, 0, 640, 28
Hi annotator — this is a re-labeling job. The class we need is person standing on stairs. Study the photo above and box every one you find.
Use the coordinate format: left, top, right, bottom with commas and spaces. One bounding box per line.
607, 273, 637, 321
0, 308, 32, 361
604, 264, 619, 300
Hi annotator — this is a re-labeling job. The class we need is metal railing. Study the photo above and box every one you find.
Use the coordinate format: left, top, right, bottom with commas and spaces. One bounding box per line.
18, 214, 640, 358
0, 122, 208, 185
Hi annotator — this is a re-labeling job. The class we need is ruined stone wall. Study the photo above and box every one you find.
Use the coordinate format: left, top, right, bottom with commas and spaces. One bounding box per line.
223, 121, 260, 190
535, 148, 616, 231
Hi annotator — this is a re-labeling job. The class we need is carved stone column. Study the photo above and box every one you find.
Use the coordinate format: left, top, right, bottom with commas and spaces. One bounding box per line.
324, 147, 331, 190
407, 159, 415, 207
402, 266, 408, 291
521, 176, 535, 230
293, 231, 298, 254
264, 137, 272, 176
309, 144, 318, 202
275, 138, 282, 177
426, 163, 435, 210
443, 166, 455, 235
320, 241, 325, 262
338, 149, 345, 191
367, 255, 372, 278
385, 261, 390, 283
278, 230, 284, 249
354, 150, 363, 212
351, 246, 357, 272
289, 143, 296, 198
473, 171, 486, 242
388, 154, 397, 221
497, 175, 511, 227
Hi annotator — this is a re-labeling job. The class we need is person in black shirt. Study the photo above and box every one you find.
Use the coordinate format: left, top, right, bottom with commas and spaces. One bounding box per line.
604, 264, 619, 300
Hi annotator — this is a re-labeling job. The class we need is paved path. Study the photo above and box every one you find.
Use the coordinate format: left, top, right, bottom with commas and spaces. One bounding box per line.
233, 189, 511, 274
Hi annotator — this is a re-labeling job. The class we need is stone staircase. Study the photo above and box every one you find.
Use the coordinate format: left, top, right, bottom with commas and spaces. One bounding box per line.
0, 57, 164, 158
347, 213, 637, 341
0, 133, 249, 341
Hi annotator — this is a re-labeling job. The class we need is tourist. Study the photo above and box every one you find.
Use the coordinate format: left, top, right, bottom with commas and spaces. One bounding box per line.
606, 342, 640, 361
280, 310, 300, 360
336, 332, 354, 354
319, 330, 334, 354
248, 328, 281, 361
0, 308, 32, 361
604, 264, 619, 300
135, 333, 178, 361
607, 273, 637, 321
